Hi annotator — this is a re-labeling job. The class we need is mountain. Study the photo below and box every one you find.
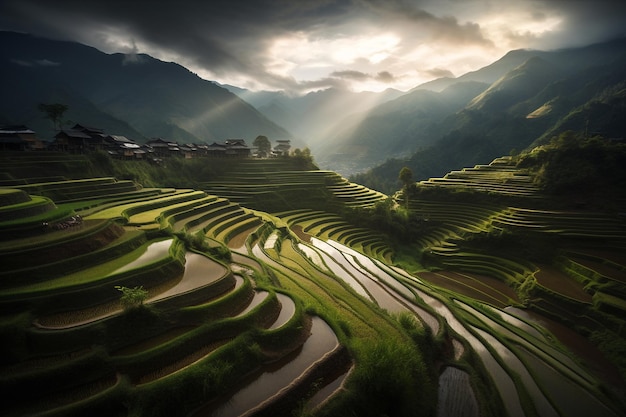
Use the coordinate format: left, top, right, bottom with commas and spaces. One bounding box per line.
412, 49, 538, 93
223, 85, 404, 152
317, 81, 489, 175
0, 31, 290, 143
350, 38, 626, 193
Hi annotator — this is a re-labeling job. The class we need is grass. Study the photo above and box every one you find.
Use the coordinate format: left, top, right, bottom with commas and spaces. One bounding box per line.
0, 238, 176, 296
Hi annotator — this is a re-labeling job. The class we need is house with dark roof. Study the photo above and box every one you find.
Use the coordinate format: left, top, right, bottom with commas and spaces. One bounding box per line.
206, 142, 227, 157
52, 129, 93, 153
273, 139, 291, 156
224, 139, 251, 157
71, 124, 106, 151
146, 138, 180, 157
105, 135, 144, 159
0, 125, 45, 151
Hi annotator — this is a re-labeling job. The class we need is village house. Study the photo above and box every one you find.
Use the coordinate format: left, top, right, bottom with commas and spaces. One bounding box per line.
52, 129, 92, 153
105, 135, 146, 159
51, 124, 107, 153
0, 125, 45, 151
273, 139, 291, 156
206, 142, 227, 157
1, 121, 261, 162
205, 140, 251, 158
224, 139, 251, 157
71, 124, 107, 151
146, 138, 180, 158
179, 144, 197, 159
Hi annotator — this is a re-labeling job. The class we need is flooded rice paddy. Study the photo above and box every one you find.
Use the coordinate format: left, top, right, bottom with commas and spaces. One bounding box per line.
193, 316, 339, 417
149, 252, 228, 302
268, 293, 296, 330
109, 238, 173, 275
437, 367, 479, 417
234, 290, 269, 317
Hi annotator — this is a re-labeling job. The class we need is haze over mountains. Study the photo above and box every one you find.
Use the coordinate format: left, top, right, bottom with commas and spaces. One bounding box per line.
2, 31, 626, 192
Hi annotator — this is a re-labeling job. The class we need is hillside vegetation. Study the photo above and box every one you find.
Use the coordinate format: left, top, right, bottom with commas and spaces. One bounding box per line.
1, 145, 625, 417
350, 41, 626, 192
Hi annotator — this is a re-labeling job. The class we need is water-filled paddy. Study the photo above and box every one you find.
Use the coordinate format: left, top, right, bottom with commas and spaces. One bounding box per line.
309, 239, 370, 299
108, 238, 173, 275
268, 292, 295, 330
234, 290, 269, 317
149, 252, 228, 302
437, 366, 479, 417
506, 306, 625, 388
534, 265, 593, 302
411, 288, 525, 417
194, 316, 339, 417
418, 270, 519, 307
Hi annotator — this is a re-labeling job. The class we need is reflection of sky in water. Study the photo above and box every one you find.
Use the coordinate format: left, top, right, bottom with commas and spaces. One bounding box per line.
414, 289, 525, 417
210, 317, 338, 417
234, 291, 269, 317
309, 239, 370, 299
108, 238, 173, 275
151, 252, 227, 301
269, 293, 295, 330
474, 327, 557, 417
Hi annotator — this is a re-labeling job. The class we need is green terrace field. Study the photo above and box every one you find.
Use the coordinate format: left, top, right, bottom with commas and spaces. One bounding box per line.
1, 153, 625, 417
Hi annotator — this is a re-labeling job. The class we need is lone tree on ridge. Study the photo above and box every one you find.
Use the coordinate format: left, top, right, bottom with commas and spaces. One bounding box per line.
399, 166, 414, 208
253, 135, 272, 157
38, 103, 68, 131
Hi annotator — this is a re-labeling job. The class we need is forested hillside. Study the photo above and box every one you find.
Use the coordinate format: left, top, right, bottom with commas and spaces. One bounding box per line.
348, 39, 626, 192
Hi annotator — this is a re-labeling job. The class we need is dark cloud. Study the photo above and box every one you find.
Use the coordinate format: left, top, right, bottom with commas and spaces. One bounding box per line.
1, 0, 625, 92
330, 70, 370, 80
424, 68, 455, 79
536, 0, 626, 49
0, 0, 357, 91
358, 0, 494, 47
330, 69, 397, 83
375, 71, 396, 83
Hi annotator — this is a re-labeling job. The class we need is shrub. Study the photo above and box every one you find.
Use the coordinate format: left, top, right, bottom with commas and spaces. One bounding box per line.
115, 285, 148, 310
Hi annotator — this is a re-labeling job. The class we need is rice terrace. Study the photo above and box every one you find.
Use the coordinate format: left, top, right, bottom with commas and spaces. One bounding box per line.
1, 134, 626, 417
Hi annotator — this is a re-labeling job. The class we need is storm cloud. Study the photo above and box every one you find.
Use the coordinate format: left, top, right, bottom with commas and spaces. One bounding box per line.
1, 0, 625, 92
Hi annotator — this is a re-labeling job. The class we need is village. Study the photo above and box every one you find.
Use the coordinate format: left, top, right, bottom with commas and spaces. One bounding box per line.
0, 123, 292, 160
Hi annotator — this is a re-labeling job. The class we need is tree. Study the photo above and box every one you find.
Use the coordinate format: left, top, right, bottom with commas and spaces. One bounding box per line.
398, 167, 414, 208
115, 285, 148, 310
253, 135, 271, 157
38, 103, 68, 131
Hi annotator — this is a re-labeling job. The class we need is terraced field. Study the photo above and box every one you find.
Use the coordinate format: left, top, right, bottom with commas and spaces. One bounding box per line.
1, 155, 625, 416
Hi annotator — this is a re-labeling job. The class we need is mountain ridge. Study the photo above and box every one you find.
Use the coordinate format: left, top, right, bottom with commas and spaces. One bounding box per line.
0, 31, 291, 143
2, 31, 625, 192
349, 40, 626, 193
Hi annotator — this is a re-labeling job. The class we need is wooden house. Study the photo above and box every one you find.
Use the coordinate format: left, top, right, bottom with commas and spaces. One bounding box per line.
224, 139, 251, 157
146, 138, 180, 157
207, 142, 227, 157
71, 124, 106, 151
53, 129, 92, 153
273, 139, 291, 156
105, 135, 142, 159
0, 125, 45, 151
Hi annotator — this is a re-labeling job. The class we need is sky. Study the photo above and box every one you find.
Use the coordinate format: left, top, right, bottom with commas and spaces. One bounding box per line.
1, 0, 626, 94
